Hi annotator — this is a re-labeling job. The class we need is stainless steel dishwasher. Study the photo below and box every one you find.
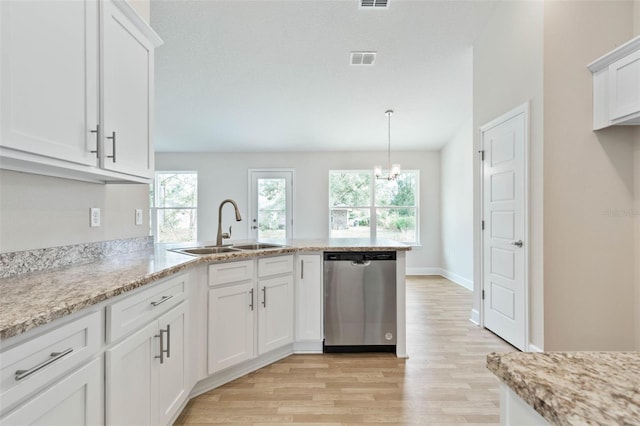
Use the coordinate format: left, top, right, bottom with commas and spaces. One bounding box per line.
323, 251, 396, 352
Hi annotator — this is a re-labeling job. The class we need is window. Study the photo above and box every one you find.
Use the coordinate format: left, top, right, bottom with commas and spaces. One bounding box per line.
151, 172, 197, 243
329, 170, 419, 244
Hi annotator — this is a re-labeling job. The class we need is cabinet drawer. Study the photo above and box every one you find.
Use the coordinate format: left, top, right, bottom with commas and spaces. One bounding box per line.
107, 274, 186, 343
258, 255, 294, 278
209, 260, 254, 286
0, 311, 101, 415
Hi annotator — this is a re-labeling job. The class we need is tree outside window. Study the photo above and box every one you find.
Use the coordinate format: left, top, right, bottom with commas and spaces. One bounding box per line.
151, 172, 197, 243
329, 170, 418, 244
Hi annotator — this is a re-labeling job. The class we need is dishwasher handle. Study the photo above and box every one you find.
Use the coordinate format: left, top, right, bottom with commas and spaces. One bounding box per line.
350, 260, 371, 267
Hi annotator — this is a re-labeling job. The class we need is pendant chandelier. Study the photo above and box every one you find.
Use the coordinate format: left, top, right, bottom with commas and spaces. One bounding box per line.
374, 109, 401, 181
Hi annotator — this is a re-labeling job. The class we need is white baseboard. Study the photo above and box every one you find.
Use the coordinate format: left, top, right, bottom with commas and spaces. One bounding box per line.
190, 345, 293, 398
528, 343, 543, 353
293, 341, 323, 353
440, 269, 473, 290
470, 308, 480, 325
406, 267, 442, 276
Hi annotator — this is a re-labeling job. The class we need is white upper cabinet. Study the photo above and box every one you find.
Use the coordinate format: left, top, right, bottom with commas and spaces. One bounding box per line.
588, 35, 640, 130
0, 0, 99, 167
0, 0, 162, 183
608, 49, 640, 122
101, 0, 155, 179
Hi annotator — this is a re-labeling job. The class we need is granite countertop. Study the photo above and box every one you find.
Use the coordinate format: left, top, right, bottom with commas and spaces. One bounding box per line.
0, 238, 410, 342
487, 351, 640, 425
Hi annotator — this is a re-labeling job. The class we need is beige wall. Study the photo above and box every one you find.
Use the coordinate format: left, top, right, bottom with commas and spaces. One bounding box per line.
543, 0, 636, 350
473, 0, 544, 347
635, 130, 640, 350
440, 120, 474, 287
0, 171, 150, 252
635, 0, 640, 352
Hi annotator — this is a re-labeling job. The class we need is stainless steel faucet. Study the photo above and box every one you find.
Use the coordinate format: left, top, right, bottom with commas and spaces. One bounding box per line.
216, 199, 242, 245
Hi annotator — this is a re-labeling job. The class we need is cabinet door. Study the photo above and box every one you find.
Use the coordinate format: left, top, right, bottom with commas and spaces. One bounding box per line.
101, 0, 154, 178
105, 322, 157, 426
609, 49, 640, 121
295, 254, 323, 342
1, 358, 102, 425
208, 282, 255, 374
258, 275, 294, 355
157, 303, 188, 426
0, 0, 99, 166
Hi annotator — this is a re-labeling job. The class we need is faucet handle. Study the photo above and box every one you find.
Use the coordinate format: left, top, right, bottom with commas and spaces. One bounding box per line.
222, 225, 232, 240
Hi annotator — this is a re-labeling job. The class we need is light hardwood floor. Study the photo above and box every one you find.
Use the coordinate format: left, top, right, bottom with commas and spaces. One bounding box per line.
175, 275, 515, 425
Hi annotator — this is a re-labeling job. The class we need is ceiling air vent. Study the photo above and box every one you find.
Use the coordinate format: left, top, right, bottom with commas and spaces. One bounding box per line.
361, 0, 388, 8
350, 51, 376, 66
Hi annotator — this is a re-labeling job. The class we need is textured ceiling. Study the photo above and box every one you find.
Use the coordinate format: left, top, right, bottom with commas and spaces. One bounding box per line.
151, 0, 499, 152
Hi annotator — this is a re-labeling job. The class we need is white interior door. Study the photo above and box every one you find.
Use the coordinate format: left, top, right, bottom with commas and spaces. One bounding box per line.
249, 170, 293, 240
480, 104, 528, 351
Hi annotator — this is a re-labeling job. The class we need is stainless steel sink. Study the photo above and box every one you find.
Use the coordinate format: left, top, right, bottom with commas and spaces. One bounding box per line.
170, 242, 287, 256
171, 246, 241, 256
231, 243, 286, 250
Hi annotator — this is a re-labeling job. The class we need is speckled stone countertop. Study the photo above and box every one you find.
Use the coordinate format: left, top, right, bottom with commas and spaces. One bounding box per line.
0, 238, 409, 341
487, 351, 640, 425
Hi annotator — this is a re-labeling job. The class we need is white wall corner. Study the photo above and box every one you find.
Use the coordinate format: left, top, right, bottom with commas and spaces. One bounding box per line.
470, 308, 480, 325
440, 269, 473, 291
406, 267, 442, 276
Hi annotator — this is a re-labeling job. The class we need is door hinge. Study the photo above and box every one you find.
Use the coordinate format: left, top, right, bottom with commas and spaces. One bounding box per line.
482, 289, 485, 300
481, 220, 485, 230
478, 150, 485, 161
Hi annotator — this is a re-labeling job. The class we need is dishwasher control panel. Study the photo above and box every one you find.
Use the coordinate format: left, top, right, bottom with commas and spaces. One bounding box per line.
324, 251, 396, 262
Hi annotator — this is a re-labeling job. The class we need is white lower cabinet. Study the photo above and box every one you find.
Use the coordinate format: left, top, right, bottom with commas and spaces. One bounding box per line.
208, 256, 294, 374
207, 281, 255, 375
258, 275, 294, 355
157, 304, 188, 425
0, 358, 102, 425
295, 254, 323, 344
106, 302, 188, 426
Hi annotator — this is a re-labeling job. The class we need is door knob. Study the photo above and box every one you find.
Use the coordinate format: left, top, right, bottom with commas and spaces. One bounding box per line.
251, 225, 258, 229
510, 240, 523, 248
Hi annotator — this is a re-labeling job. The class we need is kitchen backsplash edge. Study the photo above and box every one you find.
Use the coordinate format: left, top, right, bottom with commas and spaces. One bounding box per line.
0, 236, 154, 278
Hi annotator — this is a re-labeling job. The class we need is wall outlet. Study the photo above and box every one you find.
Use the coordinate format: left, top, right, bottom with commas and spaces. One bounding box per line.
135, 209, 143, 226
90, 208, 100, 227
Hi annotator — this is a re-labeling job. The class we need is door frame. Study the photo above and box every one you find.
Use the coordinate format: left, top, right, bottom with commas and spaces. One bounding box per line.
477, 102, 530, 351
247, 168, 295, 240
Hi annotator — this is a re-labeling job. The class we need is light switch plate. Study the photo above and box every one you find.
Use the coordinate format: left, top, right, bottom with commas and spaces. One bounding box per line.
135, 209, 143, 225
90, 208, 100, 227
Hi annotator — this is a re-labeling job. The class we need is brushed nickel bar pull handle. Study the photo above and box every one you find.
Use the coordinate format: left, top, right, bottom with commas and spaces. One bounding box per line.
262, 287, 266, 308
165, 324, 171, 359
15, 348, 73, 381
106, 131, 116, 163
249, 288, 254, 311
90, 124, 100, 158
155, 328, 165, 364
151, 295, 173, 307
301, 259, 304, 279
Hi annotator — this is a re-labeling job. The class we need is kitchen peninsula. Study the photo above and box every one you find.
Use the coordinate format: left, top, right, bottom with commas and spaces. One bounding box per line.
0, 238, 410, 424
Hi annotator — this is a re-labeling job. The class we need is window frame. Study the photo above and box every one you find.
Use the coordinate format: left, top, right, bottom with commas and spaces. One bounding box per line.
328, 169, 420, 245
151, 171, 198, 243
